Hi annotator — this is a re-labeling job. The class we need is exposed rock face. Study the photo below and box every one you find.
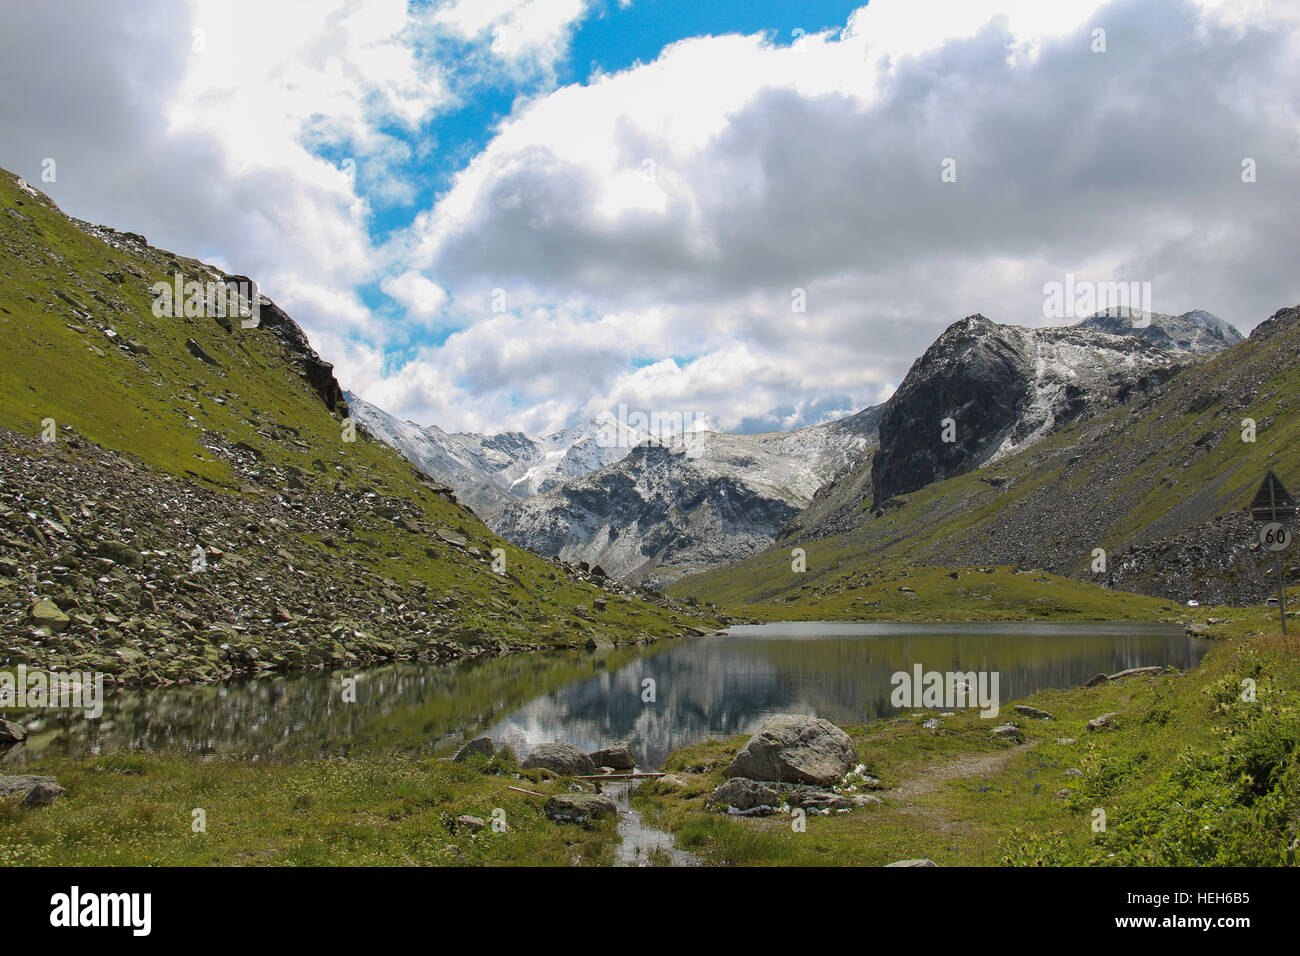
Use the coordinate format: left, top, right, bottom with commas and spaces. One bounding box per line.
490, 405, 883, 586
1076, 308, 1243, 355
724, 715, 857, 787
225, 277, 346, 414
870, 315, 1186, 503
544, 793, 618, 824
522, 742, 596, 776
0, 719, 26, 746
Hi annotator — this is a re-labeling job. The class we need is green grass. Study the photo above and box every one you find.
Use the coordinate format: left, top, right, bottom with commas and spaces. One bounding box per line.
0, 749, 617, 866
675, 563, 1179, 623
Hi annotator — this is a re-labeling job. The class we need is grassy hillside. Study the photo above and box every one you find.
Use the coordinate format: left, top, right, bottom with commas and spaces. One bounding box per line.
0, 168, 715, 684
671, 305, 1300, 614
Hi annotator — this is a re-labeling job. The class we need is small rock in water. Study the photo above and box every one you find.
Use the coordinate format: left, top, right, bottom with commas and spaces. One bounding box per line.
588, 743, 636, 770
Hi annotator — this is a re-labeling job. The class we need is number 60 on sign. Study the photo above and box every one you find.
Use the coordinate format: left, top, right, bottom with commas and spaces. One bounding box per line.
1261, 522, 1293, 552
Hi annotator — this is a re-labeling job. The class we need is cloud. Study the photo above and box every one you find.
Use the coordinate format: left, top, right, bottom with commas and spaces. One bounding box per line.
2, 0, 1297, 439
387, 0, 1300, 432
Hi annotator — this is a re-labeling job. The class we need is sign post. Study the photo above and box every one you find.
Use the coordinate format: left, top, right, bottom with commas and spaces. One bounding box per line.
1250, 471, 1296, 635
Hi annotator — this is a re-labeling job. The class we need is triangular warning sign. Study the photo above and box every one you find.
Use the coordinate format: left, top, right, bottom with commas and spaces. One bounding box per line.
1250, 470, 1296, 522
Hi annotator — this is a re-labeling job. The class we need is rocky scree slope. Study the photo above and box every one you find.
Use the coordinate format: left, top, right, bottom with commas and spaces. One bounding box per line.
0, 170, 713, 684
674, 305, 1300, 608
489, 404, 884, 588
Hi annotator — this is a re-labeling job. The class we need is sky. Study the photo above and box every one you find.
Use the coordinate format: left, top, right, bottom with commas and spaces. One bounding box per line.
1, 0, 1297, 438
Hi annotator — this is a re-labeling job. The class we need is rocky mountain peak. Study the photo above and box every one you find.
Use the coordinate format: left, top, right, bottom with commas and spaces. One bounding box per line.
870, 315, 1189, 504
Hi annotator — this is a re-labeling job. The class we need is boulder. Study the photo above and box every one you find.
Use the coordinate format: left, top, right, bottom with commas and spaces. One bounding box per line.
1083, 673, 1109, 688
885, 859, 937, 867
724, 715, 856, 786
1087, 713, 1119, 731
454, 814, 486, 833
522, 742, 596, 777
454, 736, 496, 762
544, 793, 618, 825
0, 774, 65, 807
0, 718, 27, 746
588, 743, 636, 770
709, 778, 783, 812
29, 599, 70, 632
1013, 705, 1055, 720
990, 724, 1023, 740
97, 541, 144, 569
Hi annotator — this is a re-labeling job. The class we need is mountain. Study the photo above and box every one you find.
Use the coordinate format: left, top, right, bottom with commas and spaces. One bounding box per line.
671, 304, 1300, 610
488, 404, 884, 587
1076, 307, 1244, 354
345, 391, 647, 517
870, 314, 1190, 503
0, 168, 713, 685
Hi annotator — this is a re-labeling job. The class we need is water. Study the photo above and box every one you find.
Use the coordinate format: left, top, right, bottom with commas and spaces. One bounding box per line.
2, 621, 1205, 768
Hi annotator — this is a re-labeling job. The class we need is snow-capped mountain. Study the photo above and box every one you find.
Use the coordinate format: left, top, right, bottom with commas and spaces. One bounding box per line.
1075, 308, 1243, 354
487, 405, 884, 586
344, 391, 647, 516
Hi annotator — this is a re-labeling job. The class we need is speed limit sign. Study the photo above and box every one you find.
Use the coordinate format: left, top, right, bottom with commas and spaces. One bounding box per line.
1261, 522, 1293, 552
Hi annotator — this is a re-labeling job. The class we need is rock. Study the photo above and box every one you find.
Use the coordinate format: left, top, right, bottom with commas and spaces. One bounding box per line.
922, 717, 941, 730
0, 774, 66, 807
709, 778, 783, 812
1087, 713, 1119, 731
1083, 673, 1109, 687
724, 714, 857, 786
1064, 768, 1084, 777
1055, 788, 1072, 800
454, 736, 496, 761
1013, 705, 1055, 720
544, 793, 618, 825
657, 774, 687, 788
885, 859, 937, 867
1057, 738, 1077, 745
990, 724, 1022, 740
1108, 666, 1164, 680
1185, 624, 1210, 637
185, 338, 222, 367
29, 598, 70, 632
781, 785, 860, 812
522, 742, 596, 777
96, 541, 144, 569
0, 718, 27, 745
454, 814, 485, 833
588, 743, 635, 770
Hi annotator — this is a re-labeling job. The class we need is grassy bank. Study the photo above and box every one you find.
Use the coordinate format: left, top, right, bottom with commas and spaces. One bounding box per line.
684, 564, 1183, 623
3, 608, 1292, 866
630, 608, 1298, 866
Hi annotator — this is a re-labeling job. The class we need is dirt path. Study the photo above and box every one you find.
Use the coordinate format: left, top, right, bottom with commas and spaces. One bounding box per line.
884, 742, 1038, 836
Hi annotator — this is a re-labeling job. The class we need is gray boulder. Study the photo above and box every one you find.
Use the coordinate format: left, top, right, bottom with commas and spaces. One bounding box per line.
522, 742, 596, 777
709, 778, 783, 813
1013, 705, 1055, 720
886, 858, 938, 867
588, 743, 636, 770
724, 714, 856, 786
544, 793, 618, 825
1087, 713, 1120, 731
0, 774, 65, 807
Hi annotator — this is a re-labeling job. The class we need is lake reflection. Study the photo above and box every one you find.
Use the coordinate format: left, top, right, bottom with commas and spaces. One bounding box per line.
2, 621, 1206, 769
